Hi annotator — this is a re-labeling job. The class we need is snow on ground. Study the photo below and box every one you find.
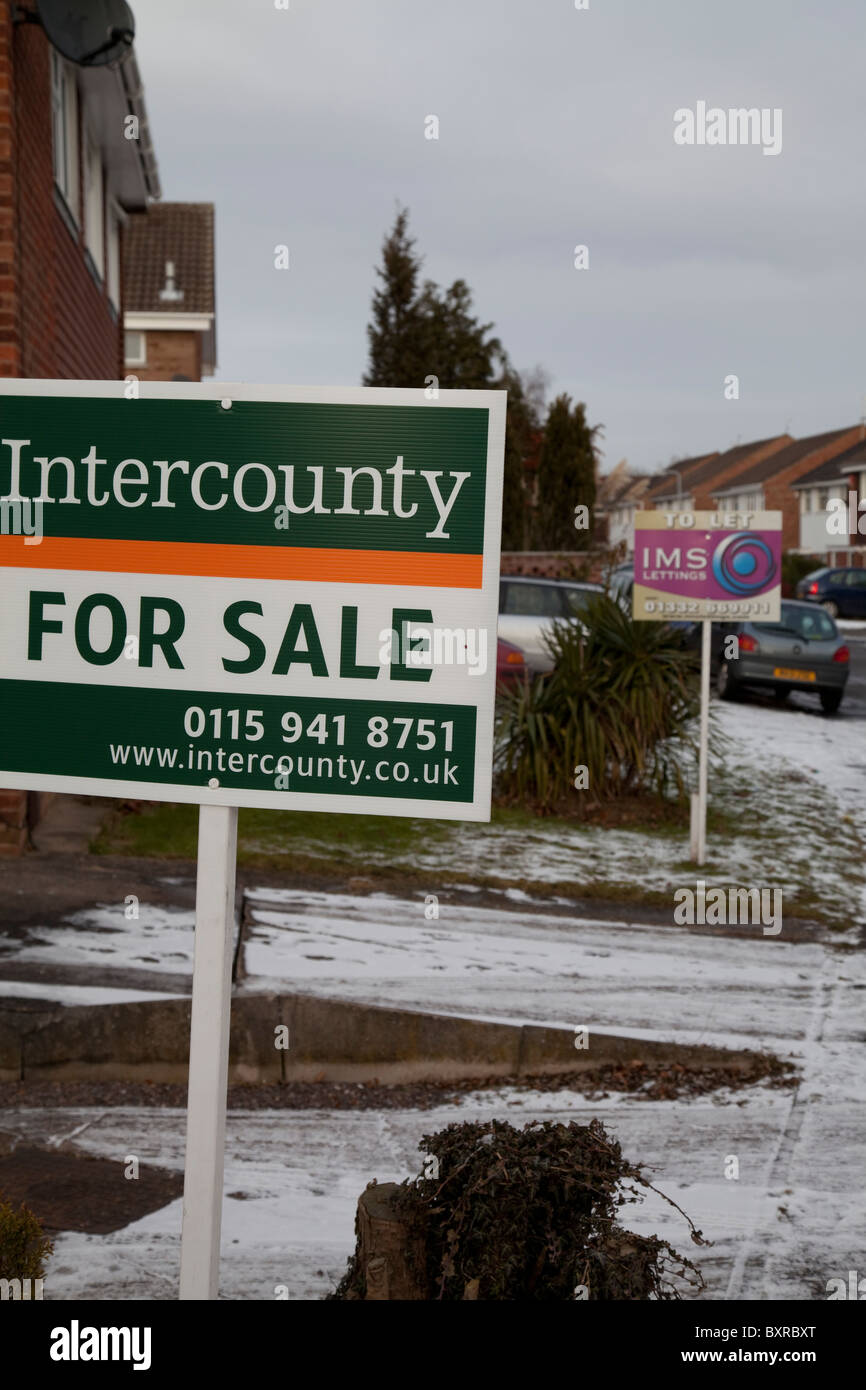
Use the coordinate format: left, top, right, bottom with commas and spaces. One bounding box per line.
3, 886, 862, 1302
11, 1055, 863, 1302
714, 699, 865, 823
0, 980, 182, 1006
242, 889, 841, 1053
7, 690, 861, 1000
1, 678, 863, 1300
240, 697, 863, 927
1, 904, 197, 978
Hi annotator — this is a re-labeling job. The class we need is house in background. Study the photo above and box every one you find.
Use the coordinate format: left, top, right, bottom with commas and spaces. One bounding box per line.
711, 427, 861, 552
0, 2, 160, 855
647, 437, 791, 513
123, 202, 216, 381
596, 464, 652, 553
792, 434, 866, 563
0, 3, 159, 380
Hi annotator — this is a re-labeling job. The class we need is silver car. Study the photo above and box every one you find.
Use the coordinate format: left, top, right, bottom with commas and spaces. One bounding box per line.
715, 600, 850, 714
498, 576, 602, 673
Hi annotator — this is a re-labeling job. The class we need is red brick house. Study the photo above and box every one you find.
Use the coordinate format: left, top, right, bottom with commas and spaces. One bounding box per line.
0, 2, 160, 852
647, 436, 792, 512
123, 202, 216, 381
792, 435, 866, 564
711, 426, 862, 551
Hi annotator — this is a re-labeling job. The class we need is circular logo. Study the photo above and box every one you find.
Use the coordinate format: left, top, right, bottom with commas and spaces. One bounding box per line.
711, 531, 776, 596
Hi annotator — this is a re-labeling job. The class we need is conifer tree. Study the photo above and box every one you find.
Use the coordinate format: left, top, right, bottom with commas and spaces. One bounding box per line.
534, 395, 599, 550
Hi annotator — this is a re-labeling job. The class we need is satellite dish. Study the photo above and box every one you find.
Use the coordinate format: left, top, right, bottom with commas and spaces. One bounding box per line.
36, 0, 135, 67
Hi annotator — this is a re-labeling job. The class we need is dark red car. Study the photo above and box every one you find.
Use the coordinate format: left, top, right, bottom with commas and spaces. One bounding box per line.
496, 637, 527, 686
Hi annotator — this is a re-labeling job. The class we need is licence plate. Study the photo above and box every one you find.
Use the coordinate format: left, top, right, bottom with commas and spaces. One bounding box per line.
773, 667, 816, 681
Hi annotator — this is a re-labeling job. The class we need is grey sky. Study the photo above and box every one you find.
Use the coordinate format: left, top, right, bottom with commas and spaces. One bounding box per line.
134, 0, 866, 475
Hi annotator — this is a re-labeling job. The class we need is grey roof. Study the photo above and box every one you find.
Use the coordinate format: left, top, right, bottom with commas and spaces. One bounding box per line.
712, 428, 857, 495
791, 435, 866, 488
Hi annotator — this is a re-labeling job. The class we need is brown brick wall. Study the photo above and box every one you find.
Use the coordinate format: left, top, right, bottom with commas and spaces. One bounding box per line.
690, 437, 793, 511
761, 429, 863, 550
0, 12, 125, 851
0, 2, 20, 374
131, 328, 201, 381
501, 551, 609, 583
3, 21, 121, 380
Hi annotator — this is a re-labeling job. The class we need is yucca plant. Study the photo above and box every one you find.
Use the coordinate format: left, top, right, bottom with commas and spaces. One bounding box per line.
495, 595, 700, 813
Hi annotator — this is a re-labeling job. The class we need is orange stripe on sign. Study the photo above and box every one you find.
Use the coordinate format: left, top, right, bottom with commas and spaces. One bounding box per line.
0, 536, 483, 588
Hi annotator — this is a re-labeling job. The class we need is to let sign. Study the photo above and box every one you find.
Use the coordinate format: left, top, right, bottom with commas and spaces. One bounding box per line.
633, 511, 782, 622
0, 383, 506, 820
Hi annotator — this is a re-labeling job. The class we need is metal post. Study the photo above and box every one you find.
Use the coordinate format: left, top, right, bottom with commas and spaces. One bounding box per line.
179, 804, 238, 1300
696, 620, 711, 867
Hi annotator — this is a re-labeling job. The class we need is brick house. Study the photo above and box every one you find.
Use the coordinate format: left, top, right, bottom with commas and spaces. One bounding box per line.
647, 436, 792, 512
711, 427, 862, 552
792, 435, 866, 564
123, 202, 216, 381
0, 2, 160, 853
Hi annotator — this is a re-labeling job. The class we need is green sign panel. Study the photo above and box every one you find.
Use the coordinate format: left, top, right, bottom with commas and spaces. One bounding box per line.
0, 383, 506, 820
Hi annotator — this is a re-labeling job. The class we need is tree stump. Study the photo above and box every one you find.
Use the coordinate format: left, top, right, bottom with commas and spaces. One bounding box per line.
355, 1182, 427, 1300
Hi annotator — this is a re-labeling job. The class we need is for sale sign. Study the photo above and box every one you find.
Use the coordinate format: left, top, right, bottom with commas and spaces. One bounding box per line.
0, 383, 505, 820
633, 510, 782, 621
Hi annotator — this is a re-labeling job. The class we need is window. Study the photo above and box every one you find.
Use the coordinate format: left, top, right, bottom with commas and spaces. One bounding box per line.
106, 207, 121, 309
800, 491, 811, 514
501, 582, 563, 617
759, 605, 836, 640
124, 331, 146, 365
51, 52, 79, 219
84, 130, 105, 277
561, 586, 599, 617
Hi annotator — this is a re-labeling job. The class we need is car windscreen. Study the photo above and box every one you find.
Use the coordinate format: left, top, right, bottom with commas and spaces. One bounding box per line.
561, 587, 599, 616
756, 606, 837, 641
501, 583, 563, 617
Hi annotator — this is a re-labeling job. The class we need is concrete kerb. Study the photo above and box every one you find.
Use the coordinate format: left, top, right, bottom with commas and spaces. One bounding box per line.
0, 990, 760, 1085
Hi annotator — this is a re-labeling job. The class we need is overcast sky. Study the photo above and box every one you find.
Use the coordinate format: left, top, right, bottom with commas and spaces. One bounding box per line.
134, 0, 866, 475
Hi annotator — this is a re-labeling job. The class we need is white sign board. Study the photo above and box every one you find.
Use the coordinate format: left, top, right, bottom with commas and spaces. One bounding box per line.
0, 382, 506, 821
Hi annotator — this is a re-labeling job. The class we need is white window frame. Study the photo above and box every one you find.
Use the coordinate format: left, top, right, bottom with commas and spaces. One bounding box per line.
84, 127, 105, 278
51, 52, 80, 220
124, 330, 147, 366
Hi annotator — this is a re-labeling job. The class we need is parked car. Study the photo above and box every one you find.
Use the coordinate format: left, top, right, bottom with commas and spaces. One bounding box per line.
498, 576, 603, 672
496, 636, 527, 686
795, 566, 866, 619
714, 600, 849, 713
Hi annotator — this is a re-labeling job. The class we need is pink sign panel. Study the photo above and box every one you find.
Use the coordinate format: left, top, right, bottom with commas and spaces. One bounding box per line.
633, 512, 782, 620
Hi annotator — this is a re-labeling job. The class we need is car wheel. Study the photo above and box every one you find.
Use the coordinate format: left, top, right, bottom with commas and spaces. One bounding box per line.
820, 690, 843, 714
716, 662, 738, 701
821, 600, 839, 619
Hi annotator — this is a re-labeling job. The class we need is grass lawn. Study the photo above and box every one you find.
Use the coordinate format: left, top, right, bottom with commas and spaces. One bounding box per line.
91, 761, 863, 930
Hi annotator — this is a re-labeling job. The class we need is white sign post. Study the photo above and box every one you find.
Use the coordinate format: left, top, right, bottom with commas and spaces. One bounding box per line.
179, 805, 238, 1300
0, 380, 506, 1300
695, 619, 711, 866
